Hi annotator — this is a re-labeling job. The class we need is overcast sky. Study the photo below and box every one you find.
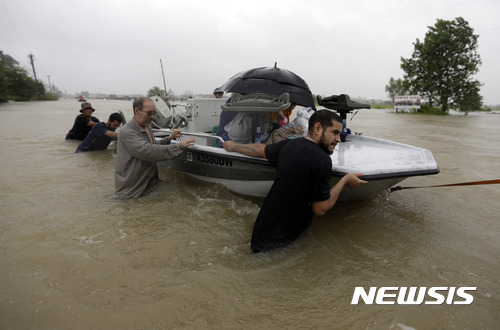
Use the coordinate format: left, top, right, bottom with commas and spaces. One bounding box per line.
1, 0, 499, 104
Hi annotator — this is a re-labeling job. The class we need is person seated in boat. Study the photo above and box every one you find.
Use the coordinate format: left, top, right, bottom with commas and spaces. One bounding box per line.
65, 102, 100, 140
271, 103, 295, 129
219, 103, 297, 146
265, 106, 314, 144
75, 112, 123, 153
265, 103, 310, 145
215, 94, 236, 144
222, 111, 272, 144
112, 97, 195, 199
213, 88, 224, 98
223, 109, 367, 253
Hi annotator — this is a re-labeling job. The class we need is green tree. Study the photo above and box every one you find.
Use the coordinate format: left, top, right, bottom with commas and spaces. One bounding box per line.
147, 87, 175, 101
456, 81, 482, 114
147, 86, 164, 98
385, 77, 408, 103
0, 51, 56, 102
0, 51, 38, 102
401, 17, 482, 113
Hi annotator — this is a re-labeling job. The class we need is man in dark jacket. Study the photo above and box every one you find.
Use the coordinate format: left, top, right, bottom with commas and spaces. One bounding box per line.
75, 112, 123, 153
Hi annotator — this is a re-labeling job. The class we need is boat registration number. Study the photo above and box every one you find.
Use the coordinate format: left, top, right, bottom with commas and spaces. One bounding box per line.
187, 151, 233, 167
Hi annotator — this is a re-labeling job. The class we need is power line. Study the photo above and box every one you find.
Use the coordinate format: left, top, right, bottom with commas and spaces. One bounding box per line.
0, 0, 30, 54
184, 0, 478, 67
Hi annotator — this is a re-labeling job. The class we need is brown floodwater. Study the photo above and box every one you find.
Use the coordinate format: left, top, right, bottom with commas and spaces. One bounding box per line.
0, 99, 499, 328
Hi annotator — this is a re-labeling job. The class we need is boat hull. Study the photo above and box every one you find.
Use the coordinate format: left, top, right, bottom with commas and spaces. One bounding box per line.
158, 134, 439, 200
186, 172, 405, 200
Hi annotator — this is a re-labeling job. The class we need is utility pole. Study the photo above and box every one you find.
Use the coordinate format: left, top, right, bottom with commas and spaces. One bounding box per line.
160, 58, 167, 98
47, 75, 52, 93
28, 53, 41, 99
28, 53, 38, 82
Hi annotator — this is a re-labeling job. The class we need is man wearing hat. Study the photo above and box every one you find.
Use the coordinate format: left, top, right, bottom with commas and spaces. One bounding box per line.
65, 102, 100, 140
213, 88, 224, 98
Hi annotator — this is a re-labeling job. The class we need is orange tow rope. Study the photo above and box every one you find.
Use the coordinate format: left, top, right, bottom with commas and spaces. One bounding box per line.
389, 179, 500, 193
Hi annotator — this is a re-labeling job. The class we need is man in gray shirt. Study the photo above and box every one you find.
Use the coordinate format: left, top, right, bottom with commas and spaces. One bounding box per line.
113, 97, 195, 198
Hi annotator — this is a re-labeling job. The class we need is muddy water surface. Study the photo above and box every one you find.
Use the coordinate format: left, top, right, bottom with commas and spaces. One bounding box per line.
0, 99, 499, 328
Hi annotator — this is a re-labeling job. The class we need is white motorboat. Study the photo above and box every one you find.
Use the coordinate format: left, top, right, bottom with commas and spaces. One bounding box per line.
150, 93, 440, 200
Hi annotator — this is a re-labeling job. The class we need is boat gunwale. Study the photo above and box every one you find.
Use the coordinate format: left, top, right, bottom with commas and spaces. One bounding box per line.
164, 140, 440, 181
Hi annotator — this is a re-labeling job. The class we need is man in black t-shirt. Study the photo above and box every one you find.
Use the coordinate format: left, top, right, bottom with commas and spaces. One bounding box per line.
223, 110, 367, 252
66, 102, 100, 140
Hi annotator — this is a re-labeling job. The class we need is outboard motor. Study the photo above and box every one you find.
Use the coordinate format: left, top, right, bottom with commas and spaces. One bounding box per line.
317, 94, 370, 141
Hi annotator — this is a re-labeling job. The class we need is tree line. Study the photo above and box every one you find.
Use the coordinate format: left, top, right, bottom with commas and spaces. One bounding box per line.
385, 17, 483, 114
0, 51, 59, 103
